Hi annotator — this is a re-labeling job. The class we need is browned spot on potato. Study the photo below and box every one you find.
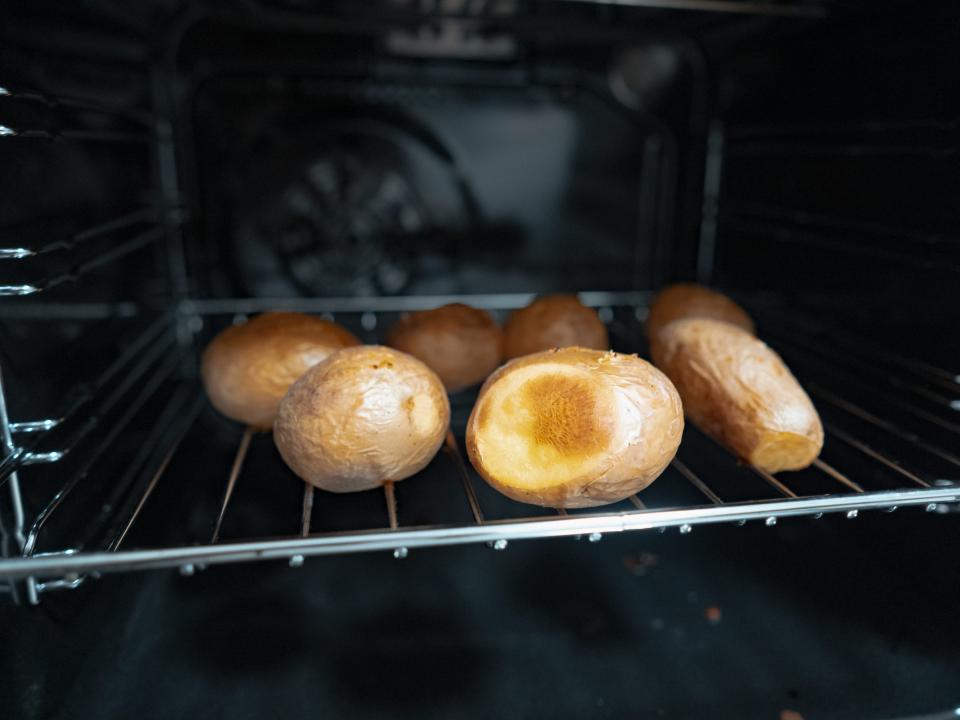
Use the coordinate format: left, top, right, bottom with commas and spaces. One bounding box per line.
520, 374, 608, 458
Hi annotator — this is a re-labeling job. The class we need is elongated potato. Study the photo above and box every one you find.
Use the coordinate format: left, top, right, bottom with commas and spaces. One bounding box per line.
646, 283, 754, 341
466, 347, 683, 508
650, 318, 822, 472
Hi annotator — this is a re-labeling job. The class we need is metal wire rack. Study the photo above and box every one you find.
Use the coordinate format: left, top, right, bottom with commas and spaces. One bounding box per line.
0, 292, 957, 604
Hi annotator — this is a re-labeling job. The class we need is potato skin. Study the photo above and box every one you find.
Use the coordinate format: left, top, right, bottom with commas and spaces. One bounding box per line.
646, 283, 754, 341
202, 312, 360, 429
503, 294, 608, 359
466, 347, 683, 508
386, 303, 503, 393
274, 346, 450, 492
650, 318, 822, 473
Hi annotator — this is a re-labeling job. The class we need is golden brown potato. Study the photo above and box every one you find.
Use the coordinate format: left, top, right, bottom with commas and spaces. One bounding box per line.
201, 312, 360, 429
502, 294, 609, 359
646, 283, 754, 341
274, 346, 450, 492
466, 347, 683, 508
386, 303, 502, 393
650, 318, 822, 473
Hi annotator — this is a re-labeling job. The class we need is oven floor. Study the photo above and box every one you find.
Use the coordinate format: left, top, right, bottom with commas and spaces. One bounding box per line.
3, 512, 959, 720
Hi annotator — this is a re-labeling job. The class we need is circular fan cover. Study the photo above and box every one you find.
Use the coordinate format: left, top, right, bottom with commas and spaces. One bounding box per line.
232, 132, 430, 297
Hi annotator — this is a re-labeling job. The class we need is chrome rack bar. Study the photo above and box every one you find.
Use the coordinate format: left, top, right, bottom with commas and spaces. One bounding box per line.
752, 303, 959, 389
0, 207, 160, 260
110, 396, 203, 551
301, 484, 314, 537
726, 142, 957, 159
444, 431, 484, 524
87, 387, 196, 546
10, 419, 59, 434
552, 0, 826, 18
0, 225, 166, 296
764, 325, 958, 411
22, 352, 183, 557
671, 458, 723, 504
810, 386, 960, 469
383, 480, 408, 558
812, 458, 864, 493
767, 333, 960, 436
0, 85, 155, 125
183, 291, 649, 316
725, 219, 958, 274
0, 324, 176, 482
211, 427, 255, 544
0, 301, 140, 320
384, 481, 399, 530
826, 424, 931, 488
0, 126, 149, 143
728, 117, 959, 137
5, 488, 957, 580
750, 466, 798, 499
726, 202, 957, 248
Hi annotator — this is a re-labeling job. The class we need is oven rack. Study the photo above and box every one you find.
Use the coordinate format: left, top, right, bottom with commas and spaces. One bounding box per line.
1, 292, 958, 604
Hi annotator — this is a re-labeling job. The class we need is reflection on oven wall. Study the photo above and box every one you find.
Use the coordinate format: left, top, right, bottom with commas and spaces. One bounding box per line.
198, 83, 658, 298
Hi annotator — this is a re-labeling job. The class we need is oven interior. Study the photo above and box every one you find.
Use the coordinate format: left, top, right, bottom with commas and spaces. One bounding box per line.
1, 2, 959, 718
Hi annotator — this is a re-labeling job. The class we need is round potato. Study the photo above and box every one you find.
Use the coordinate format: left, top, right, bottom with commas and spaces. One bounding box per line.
502, 294, 608, 360
201, 312, 360, 429
386, 303, 502, 392
466, 347, 683, 508
274, 346, 450, 492
646, 283, 754, 340
650, 318, 822, 473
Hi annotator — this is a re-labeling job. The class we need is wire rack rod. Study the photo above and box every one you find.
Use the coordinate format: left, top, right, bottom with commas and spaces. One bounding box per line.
750, 466, 798, 498
445, 432, 484, 524
0, 207, 161, 260
109, 396, 204, 552
552, 0, 827, 17
726, 141, 958, 159
724, 219, 960, 274
0, 225, 166, 296
671, 458, 722, 503
826, 424, 931, 488
182, 291, 649, 316
812, 458, 864, 493
810, 386, 960, 469
3, 487, 956, 580
384, 481, 399, 530
301, 484, 314, 538
628, 495, 646, 510
768, 334, 960, 436
725, 202, 960, 248
0, 323, 176, 483
211, 427, 255, 544
0, 84, 155, 125
765, 326, 958, 411
22, 351, 183, 557
753, 305, 959, 389
0, 126, 150, 143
